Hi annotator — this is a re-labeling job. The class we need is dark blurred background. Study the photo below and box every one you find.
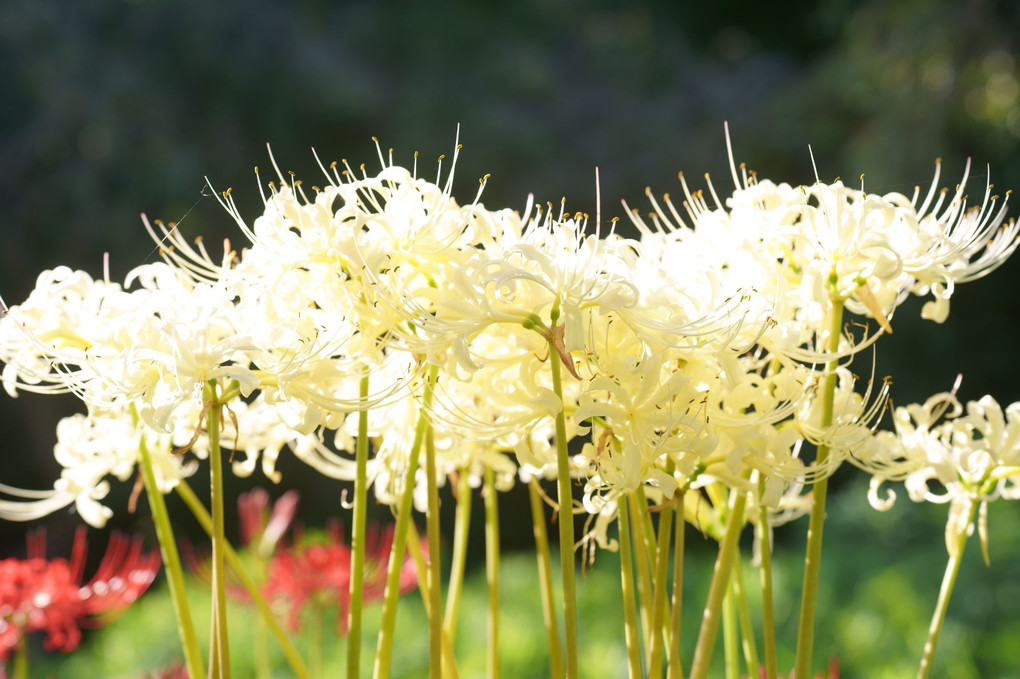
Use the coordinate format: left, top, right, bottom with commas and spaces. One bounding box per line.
3, 0, 1020, 674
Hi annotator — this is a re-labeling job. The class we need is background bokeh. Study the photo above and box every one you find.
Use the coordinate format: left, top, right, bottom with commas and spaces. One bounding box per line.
3, 0, 1020, 675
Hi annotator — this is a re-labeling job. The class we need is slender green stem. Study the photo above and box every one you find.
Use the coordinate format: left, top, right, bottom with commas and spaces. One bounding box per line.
373, 374, 431, 679
407, 523, 461, 679
648, 496, 676, 679
139, 435, 204, 679
629, 491, 654, 646
176, 480, 310, 679
443, 467, 473, 643
423, 383, 443, 679
12, 632, 27, 679
308, 600, 323, 679
634, 485, 660, 567
206, 380, 231, 679
254, 614, 270, 679
528, 480, 564, 679
733, 556, 759, 676
347, 373, 371, 679
668, 492, 686, 679
549, 337, 579, 679
688, 485, 750, 679
794, 299, 844, 679
484, 466, 501, 679
757, 476, 778, 679
618, 496, 645, 679
917, 497, 977, 679
723, 584, 739, 679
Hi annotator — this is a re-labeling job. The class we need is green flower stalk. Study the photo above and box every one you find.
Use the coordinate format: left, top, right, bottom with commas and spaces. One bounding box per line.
10, 635, 27, 679
794, 299, 844, 679
646, 496, 674, 679
373, 384, 430, 679
618, 496, 645, 679
549, 331, 580, 679
139, 431, 204, 679
423, 385, 443, 679
443, 468, 473, 642
347, 373, 371, 679
668, 492, 686, 679
175, 480, 309, 679
528, 480, 563, 679
917, 496, 976, 679
484, 466, 501, 679
723, 582, 739, 679
757, 475, 778, 679
733, 557, 759, 676
688, 484, 750, 679
407, 523, 461, 679
205, 380, 231, 679
308, 600, 325, 679
628, 491, 655, 643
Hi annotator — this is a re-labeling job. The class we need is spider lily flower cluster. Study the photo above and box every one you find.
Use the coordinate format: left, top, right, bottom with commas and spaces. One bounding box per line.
868, 389, 1020, 557
0, 131, 1017, 678
0, 528, 159, 661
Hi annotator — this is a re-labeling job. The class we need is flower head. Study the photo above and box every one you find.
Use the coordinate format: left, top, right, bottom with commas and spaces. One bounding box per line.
0, 527, 160, 659
264, 521, 421, 634
867, 389, 1020, 558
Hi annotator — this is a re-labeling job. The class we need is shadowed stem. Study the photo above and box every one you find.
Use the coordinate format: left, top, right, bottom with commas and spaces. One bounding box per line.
619, 495, 645, 678
373, 370, 432, 679
423, 374, 443, 679
667, 490, 686, 679
407, 523, 461, 679
733, 556, 759, 676
12, 629, 28, 679
528, 480, 563, 679
917, 497, 977, 679
254, 611, 270, 679
794, 298, 844, 678
757, 475, 778, 679
484, 465, 501, 679
205, 380, 230, 679
443, 467, 473, 642
688, 484, 750, 679
347, 372, 371, 679
309, 600, 324, 679
139, 427, 204, 679
647, 492, 674, 679
629, 491, 655, 643
723, 581, 738, 679
175, 480, 309, 679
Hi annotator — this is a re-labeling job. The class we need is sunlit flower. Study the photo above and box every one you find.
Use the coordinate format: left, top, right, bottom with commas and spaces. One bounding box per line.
633, 148, 1017, 365
867, 390, 1020, 557
0, 399, 205, 528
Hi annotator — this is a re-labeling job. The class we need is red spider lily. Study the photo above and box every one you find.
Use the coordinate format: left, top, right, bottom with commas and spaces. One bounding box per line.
0, 527, 160, 660
748, 658, 840, 679
265, 521, 422, 634
185, 488, 422, 636
237, 488, 299, 558
181, 488, 299, 603
142, 661, 189, 678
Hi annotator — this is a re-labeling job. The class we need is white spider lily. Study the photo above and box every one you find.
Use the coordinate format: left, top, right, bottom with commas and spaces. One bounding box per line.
0, 404, 201, 528
867, 389, 1020, 559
